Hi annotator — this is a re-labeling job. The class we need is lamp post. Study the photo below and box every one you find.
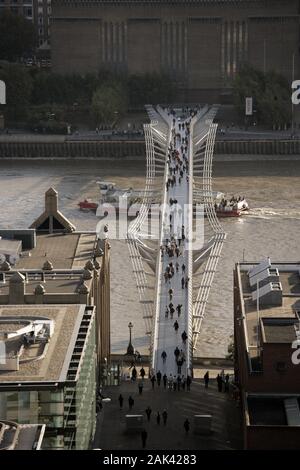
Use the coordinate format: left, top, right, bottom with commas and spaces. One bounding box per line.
126, 322, 134, 355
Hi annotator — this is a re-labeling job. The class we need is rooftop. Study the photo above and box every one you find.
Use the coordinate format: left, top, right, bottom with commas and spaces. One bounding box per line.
237, 262, 300, 349
0, 421, 45, 450
247, 396, 300, 426
16, 232, 97, 270
0, 233, 102, 297
0, 304, 91, 383
262, 318, 299, 344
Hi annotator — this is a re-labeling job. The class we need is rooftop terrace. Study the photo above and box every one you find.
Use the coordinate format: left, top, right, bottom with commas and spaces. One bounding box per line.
0, 304, 87, 383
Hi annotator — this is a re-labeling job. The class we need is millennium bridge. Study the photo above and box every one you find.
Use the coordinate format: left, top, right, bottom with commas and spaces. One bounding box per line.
127, 105, 226, 378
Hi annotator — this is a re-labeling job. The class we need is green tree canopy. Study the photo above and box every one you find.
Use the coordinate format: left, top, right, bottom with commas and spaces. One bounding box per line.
0, 11, 35, 61
0, 64, 32, 119
128, 73, 176, 107
91, 83, 127, 126
233, 65, 291, 128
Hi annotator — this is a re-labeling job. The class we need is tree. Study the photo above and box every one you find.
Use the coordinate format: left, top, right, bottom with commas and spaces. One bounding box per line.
91, 83, 127, 127
0, 11, 35, 61
128, 73, 176, 107
233, 65, 291, 128
0, 64, 32, 119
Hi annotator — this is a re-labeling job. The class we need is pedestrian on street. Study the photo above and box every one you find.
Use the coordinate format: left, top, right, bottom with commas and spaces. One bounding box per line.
131, 366, 137, 381
174, 320, 179, 332
118, 394, 124, 408
182, 263, 186, 273
128, 396, 134, 410
145, 406, 152, 422
225, 373, 230, 392
177, 375, 182, 390
141, 429, 148, 449
181, 277, 185, 289
151, 375, 156, 389
138, 382, 144, 395
162, 410, 168, 426
156, 412, 161, 425
181, 376, 186, 390
217, 374, 223, 392
204, 371, 209, 388
168, 374, 173, 390
156, 370, 162, 386
165, 306, 169, 318
181, 331, 187, 343
168, 288, 173, 301
184, 419, 190, 434
186, 375, 192, 391
140, 367, 146, 380
163, 374, 167, 389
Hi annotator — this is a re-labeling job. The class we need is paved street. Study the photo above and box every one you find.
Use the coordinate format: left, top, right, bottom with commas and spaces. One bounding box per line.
94, 377, 242, 450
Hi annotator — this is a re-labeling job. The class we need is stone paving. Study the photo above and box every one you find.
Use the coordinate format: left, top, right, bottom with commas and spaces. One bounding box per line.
94, 376, 242, 450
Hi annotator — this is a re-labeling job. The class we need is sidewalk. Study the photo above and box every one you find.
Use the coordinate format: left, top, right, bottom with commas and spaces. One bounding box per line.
93, 377, 242, 450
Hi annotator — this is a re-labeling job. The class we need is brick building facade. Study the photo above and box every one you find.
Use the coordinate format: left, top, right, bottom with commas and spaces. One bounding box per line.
51, 0, 300, 101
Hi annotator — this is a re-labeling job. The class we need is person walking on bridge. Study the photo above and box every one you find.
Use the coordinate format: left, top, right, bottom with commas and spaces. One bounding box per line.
161, 350, 167, 363
174, 347, 180, 362
176, 304, 182, 317
174, 320, 179, 332
168, 288, 173, 301
181, 331, 187, 343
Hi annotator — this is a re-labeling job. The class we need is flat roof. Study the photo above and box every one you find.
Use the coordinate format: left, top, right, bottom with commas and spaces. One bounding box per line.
0, 271, 88, 297
0, 239, 22, 254
247, 395, 300, 426
16, 233, 97, 270
0, 421, 45, 450
262, 318, 298, 343
0, 304, 86, 383
237, 263, 300, 349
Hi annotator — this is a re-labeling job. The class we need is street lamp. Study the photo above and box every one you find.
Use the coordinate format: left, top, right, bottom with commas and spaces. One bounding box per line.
126, 322, 134, 356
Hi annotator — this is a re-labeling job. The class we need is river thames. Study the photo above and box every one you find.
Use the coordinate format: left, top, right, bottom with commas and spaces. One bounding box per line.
0, 158, 300, 357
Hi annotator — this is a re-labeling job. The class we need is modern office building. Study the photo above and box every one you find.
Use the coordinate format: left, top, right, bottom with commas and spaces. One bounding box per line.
0, 304, 96, 449
0, 0, 52, 52
0, 187, 111, 367
51, 0, 300, 102
234, 259, 300, 450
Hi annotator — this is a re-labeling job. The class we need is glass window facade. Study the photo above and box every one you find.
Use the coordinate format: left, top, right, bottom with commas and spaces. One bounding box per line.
0, 312, 97, 449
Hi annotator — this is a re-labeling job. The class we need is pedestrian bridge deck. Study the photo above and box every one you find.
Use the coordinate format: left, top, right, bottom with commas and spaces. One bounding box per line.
152, 113, 193, 379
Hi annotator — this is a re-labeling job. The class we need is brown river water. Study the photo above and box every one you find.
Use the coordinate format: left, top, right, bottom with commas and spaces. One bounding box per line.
0, 159, 299, 357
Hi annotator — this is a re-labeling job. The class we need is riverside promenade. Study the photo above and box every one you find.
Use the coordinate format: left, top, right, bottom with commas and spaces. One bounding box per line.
93, 376, 242, 450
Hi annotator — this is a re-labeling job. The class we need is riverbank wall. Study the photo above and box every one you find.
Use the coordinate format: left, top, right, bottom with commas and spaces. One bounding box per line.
0, 138, 300, 160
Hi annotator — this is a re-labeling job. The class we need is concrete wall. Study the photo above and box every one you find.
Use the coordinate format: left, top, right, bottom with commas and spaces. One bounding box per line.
1, 139, 300, 159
